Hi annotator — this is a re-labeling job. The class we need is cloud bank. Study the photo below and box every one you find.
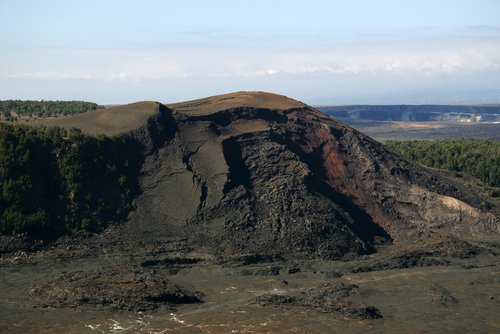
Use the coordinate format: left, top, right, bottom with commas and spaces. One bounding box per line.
7, 37, 500, 82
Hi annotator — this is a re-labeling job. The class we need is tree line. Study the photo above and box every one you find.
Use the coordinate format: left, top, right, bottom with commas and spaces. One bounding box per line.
385, 139, 500, 187
0, 100, 104, 120
0, 123, 143, 240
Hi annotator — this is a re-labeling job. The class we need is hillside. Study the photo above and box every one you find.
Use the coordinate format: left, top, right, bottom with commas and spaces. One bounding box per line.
385, 139, 500, 188
1, 92, 498, 259
0, 124, 142, 239
22, 101, 161, 136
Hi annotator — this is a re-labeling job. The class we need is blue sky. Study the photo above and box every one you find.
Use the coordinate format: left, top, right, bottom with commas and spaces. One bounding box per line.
1, 0, 499, 104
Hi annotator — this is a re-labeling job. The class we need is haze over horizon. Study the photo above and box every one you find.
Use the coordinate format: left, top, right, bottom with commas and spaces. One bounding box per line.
1, 0, 499, 105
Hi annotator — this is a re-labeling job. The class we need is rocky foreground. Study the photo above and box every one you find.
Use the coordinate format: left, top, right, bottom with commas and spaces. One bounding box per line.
1, 233, 499, 333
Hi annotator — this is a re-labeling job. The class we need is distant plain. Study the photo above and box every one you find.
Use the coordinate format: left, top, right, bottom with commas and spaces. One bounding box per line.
345, 121, 500, 141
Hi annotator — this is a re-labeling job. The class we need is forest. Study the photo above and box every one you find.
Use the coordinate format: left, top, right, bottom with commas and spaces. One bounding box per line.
385, 139, 500, 187
0, 100, 104, 120
0, 123, 142, 240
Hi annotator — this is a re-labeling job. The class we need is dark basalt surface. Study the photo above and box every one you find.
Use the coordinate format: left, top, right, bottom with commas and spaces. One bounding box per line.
29, 267, 203, 311
5, 92, 497, 259
253, 282, 383, 319
118, 92, 498, 260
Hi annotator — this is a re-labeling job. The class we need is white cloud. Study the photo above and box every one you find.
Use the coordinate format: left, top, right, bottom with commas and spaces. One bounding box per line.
246, 39, 500, 76
9, 61, 187, 81
6, 37, 500, 81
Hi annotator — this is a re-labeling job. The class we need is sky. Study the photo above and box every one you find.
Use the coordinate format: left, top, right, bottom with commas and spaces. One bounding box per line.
1, 0, 499, 105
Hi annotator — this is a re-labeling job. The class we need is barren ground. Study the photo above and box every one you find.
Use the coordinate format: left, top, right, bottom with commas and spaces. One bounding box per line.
348, 121, 500, 141
0, 234, 499, 334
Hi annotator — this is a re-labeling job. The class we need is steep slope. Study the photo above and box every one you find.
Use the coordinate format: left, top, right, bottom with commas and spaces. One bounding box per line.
115, 91, 498, 259
18, 91, 498, 259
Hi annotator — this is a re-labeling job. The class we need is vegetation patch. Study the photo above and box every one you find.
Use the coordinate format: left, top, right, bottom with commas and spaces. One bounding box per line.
385, 139, 500, 187
0, 100, 104, 120
0, 123, 143, 240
